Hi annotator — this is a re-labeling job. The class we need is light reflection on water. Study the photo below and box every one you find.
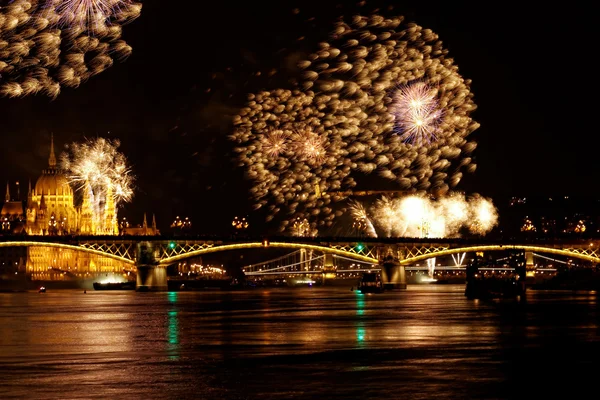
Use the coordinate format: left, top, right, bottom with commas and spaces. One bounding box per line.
355, 292, 366, 347
0, 285, 599, 399
167, 291, 179, 360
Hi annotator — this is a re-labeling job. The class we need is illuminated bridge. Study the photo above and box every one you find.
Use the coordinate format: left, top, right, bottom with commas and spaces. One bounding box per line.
1, 235, 599, 291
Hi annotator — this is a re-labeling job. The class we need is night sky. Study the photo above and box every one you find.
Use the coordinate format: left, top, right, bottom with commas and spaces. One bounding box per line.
0, 1, 597, 235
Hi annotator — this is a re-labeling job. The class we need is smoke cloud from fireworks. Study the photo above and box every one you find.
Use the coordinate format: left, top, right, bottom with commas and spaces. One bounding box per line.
349, 193, 498, 238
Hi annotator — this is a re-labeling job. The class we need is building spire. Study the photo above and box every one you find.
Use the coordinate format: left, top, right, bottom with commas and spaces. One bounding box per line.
27, 179, 34, 208
143, 213, 147, 228
48, 133, 56, 168
152, 214, 156, 231
5, 181, 9, 202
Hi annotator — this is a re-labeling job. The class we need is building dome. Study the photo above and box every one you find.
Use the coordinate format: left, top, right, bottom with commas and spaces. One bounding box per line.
34, 169, 73, 197
33, 133, 74, 197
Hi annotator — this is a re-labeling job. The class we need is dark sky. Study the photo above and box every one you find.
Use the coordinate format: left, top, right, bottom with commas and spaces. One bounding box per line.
0, 1, 597, 234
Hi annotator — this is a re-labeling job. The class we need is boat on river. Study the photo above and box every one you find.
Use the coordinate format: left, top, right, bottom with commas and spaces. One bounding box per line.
357, 272, 384, 293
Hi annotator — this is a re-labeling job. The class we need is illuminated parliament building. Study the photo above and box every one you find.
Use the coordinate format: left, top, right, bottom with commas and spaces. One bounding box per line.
0, 136, 157, 282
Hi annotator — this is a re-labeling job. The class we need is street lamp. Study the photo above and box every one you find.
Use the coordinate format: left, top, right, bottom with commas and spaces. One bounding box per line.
172, 216, 192, 233
232, 216, 249, 230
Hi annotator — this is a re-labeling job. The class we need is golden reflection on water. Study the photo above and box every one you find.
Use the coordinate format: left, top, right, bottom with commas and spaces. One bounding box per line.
2, 286, 600, 399
0, 292, 138, 359
390, 323, 499, 342
254, 293, 330, 347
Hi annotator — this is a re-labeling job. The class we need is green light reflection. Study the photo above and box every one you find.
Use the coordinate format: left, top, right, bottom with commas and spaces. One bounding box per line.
167, 292, 179, 360
168, 310, 179, 345
355, 292, 366, 346
357, 327, 366, 342
356, 293, 365, 316
168, 291, 178, 303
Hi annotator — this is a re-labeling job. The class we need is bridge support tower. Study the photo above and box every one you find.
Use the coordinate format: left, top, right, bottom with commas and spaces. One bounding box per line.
322, 253, 336, 285
525, 251, 536, 282
513, 251, 527, 294
135, 241, 167, 292
464, 252, 480, 298
380, 249, 407, 290
300, 248, 313, 271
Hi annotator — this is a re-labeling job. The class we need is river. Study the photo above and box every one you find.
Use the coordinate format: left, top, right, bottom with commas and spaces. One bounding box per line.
0, 285, 598, 399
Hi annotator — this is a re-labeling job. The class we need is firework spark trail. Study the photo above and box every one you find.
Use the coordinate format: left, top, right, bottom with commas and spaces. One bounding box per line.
363, 193, 498, 238
261, 129, 289, 158
0, 0, 141, 98
347, 199, 377, 238
292, 129, 327, 165
44, 0, 134, 30
231, 11, 479, 232
60, 137, 134, 230
427, 257, 436, 278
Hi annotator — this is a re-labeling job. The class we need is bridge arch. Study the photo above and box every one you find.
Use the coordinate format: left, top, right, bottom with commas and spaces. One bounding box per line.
159, 241, 379, 266
402, 245, 600, 265
0, 241, 135, 265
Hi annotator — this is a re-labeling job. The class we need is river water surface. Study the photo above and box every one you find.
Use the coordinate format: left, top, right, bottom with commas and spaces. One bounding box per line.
1, 285, 598, 399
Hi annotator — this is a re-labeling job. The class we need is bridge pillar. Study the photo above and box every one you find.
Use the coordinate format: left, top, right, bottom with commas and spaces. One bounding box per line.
300, 248, 313, 271
464, 253, 480, 298
525, 251, 536, 281
525, 251, 534, 268
513, 251, 527, 294
135, 241, 167, 292
380, 249, 407, 290
322, 253, 336, 286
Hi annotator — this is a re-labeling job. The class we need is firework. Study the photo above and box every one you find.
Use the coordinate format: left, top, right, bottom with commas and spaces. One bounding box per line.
261, 129, 289, 158
292, 129, 327, 165
41, 0, 140, 31
0, 0, 141, 98
347, 199, 377, 237
40, 0, 131, 30
468, 195, 499, 235
362, 193, 497, 238
60, 137, 135, 230
391, 81, 443, 145
231, 12, 479, 231
291, 217, 310, 236
426, 257, 436, 279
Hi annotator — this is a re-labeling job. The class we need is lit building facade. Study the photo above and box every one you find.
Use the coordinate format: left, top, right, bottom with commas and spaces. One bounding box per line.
1, 136, 129, 282
120, 213, 160, 236
24, 135, 118, 236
